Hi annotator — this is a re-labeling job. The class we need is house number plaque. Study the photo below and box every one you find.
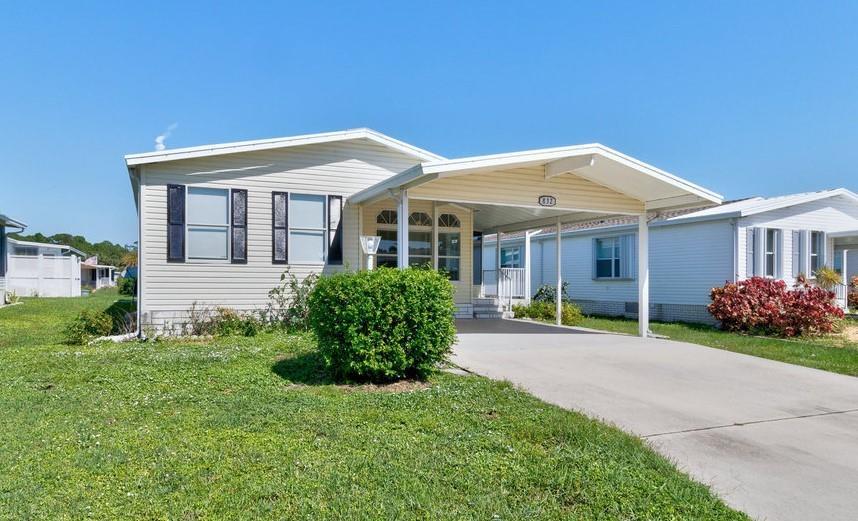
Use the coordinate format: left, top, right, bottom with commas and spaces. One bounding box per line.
538, 195, 557, 207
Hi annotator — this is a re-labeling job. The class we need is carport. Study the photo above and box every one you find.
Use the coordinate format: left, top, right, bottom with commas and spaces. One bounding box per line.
350, 144, 722, 336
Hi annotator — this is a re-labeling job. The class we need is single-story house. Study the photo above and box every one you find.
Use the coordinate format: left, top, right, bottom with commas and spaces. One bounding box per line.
486, 188, 858, 323
5, 238, 86, 297
81, 256, 117, 290
0, 213, 27, 305
124, 128, 724, 337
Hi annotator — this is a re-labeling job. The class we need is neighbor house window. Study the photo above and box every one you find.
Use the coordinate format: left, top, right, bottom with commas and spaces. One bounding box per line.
501, 246, 521, 268
437, 213, 461, 281
595, 237, 621, 278
186, 187, 230, 260
810, 231, 823, 274
764, 228, 778, 277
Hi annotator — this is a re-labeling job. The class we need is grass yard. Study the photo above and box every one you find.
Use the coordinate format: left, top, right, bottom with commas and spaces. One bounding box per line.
0, 291, 747, 520
580, 315, 858, 377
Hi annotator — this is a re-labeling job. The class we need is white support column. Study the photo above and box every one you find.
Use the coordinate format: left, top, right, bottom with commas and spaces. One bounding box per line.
524, 230, 532, 303
496, 231, 503, 300
555, 218, 562, 326
638, 214, 650, 338
397, 190, 409, 269
432, 202, 439, 270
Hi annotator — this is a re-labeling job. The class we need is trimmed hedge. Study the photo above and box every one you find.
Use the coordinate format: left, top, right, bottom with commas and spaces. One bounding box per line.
308, 268, 457, 382
512, 300, 583, 326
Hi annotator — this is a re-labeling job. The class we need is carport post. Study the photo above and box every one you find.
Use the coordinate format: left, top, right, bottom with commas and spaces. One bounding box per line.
638, 214, 650, 337
556, 217, 562, 326
396, 190, 409, 268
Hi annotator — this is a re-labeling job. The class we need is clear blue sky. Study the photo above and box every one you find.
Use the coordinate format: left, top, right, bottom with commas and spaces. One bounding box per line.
2, 1, 857, 244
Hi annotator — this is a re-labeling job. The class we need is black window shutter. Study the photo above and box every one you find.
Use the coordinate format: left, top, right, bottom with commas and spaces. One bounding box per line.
272, 192, 288, 264
167, 184, 185, 262
328, 195, 343, 265
231, 189, 248, 264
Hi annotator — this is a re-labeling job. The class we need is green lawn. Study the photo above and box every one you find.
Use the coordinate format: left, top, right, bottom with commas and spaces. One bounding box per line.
0, 291, 746, 520
580, 315, 858, 377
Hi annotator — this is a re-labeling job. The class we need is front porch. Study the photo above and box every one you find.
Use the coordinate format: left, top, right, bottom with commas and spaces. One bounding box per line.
348, 144, 722, 337
831, 230, 858, 311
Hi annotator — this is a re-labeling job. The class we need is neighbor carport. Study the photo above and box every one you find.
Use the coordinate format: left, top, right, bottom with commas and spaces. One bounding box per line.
454, 319, 858, 521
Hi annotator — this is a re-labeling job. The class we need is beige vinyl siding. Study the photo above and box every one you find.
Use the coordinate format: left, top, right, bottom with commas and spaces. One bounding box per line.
138, 139, 420, 328
360, 199, 473, 304
410, 166, 644, 214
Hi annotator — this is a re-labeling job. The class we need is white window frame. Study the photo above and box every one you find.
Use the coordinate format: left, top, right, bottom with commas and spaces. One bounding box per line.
810, 231, 823, 274
764, 228, 778, 278
594, 237, 622, 279
375, 209, 399, 268
408, 212, 433, 268
437, 213, 461, 281
288, 193, 328, 266
500, 246, 522, 268
186, 186, 231, 262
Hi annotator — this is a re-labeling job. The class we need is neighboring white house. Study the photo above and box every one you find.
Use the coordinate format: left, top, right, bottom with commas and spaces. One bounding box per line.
0, 213, 27, 305
81, 256, 117, 291
125, 128, 723, 336
487, 189, 858, 323
5, 238, 86, 297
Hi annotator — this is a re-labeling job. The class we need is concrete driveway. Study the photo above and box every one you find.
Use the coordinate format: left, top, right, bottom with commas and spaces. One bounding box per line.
453, 319, 858, 521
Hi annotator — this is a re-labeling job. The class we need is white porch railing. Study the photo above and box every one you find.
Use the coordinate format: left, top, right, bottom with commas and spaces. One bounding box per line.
481, 268, 527, 304
833, 283, 848, 310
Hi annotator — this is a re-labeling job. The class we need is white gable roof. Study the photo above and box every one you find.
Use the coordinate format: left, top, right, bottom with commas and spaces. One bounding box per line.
665, 188, 858, 223
8, 238, 87, 257
124, 128, 444, 166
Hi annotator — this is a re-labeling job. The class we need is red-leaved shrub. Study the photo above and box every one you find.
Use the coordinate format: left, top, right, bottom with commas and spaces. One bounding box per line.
708, 277, 844, 337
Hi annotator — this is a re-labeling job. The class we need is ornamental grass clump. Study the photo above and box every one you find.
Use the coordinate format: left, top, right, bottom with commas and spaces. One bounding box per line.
307, 267, 457, 382
708, 276, 843, 337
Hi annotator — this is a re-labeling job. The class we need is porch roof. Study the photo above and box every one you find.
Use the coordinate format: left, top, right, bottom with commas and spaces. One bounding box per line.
348, 144, 722, 233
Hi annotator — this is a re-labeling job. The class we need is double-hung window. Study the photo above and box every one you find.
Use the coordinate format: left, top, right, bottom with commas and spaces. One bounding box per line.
437, 213, 461, 280
595, 237, 621, 279
288, 194, 327, 264
186, 187, 230, 261
810, 231, 823, 274
501, 246, 521, 268
764, 228, 778, 278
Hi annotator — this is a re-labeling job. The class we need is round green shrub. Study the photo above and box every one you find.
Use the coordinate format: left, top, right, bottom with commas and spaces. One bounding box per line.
308, 267, 457, 382
64, 309, 115, 344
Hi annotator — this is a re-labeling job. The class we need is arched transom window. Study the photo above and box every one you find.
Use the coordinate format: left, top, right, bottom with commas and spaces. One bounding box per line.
408, 212, 432, 226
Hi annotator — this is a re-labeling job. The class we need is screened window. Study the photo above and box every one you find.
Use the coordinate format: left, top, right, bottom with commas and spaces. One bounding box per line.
810, 231, 823, 274
438, 213, 461, 280
187, 187, 229, 260
376, 210, 398, 268
408, 212, 432, 268
501, 246, 521, 268
595, 237, 621, 278
765, 228, 778, 277
289, 193, 327, 263
834, 250, 843, 274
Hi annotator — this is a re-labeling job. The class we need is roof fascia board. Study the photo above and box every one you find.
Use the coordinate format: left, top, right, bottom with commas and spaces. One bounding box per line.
738, 189, 858, 217
347, 165, 431, 205
125, 128, 442, 167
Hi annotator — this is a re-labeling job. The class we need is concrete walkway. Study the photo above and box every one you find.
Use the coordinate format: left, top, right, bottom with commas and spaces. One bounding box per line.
453, 319, 858, 521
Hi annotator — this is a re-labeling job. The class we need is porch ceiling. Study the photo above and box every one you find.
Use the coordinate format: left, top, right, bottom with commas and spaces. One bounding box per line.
460, 203, 610, 234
